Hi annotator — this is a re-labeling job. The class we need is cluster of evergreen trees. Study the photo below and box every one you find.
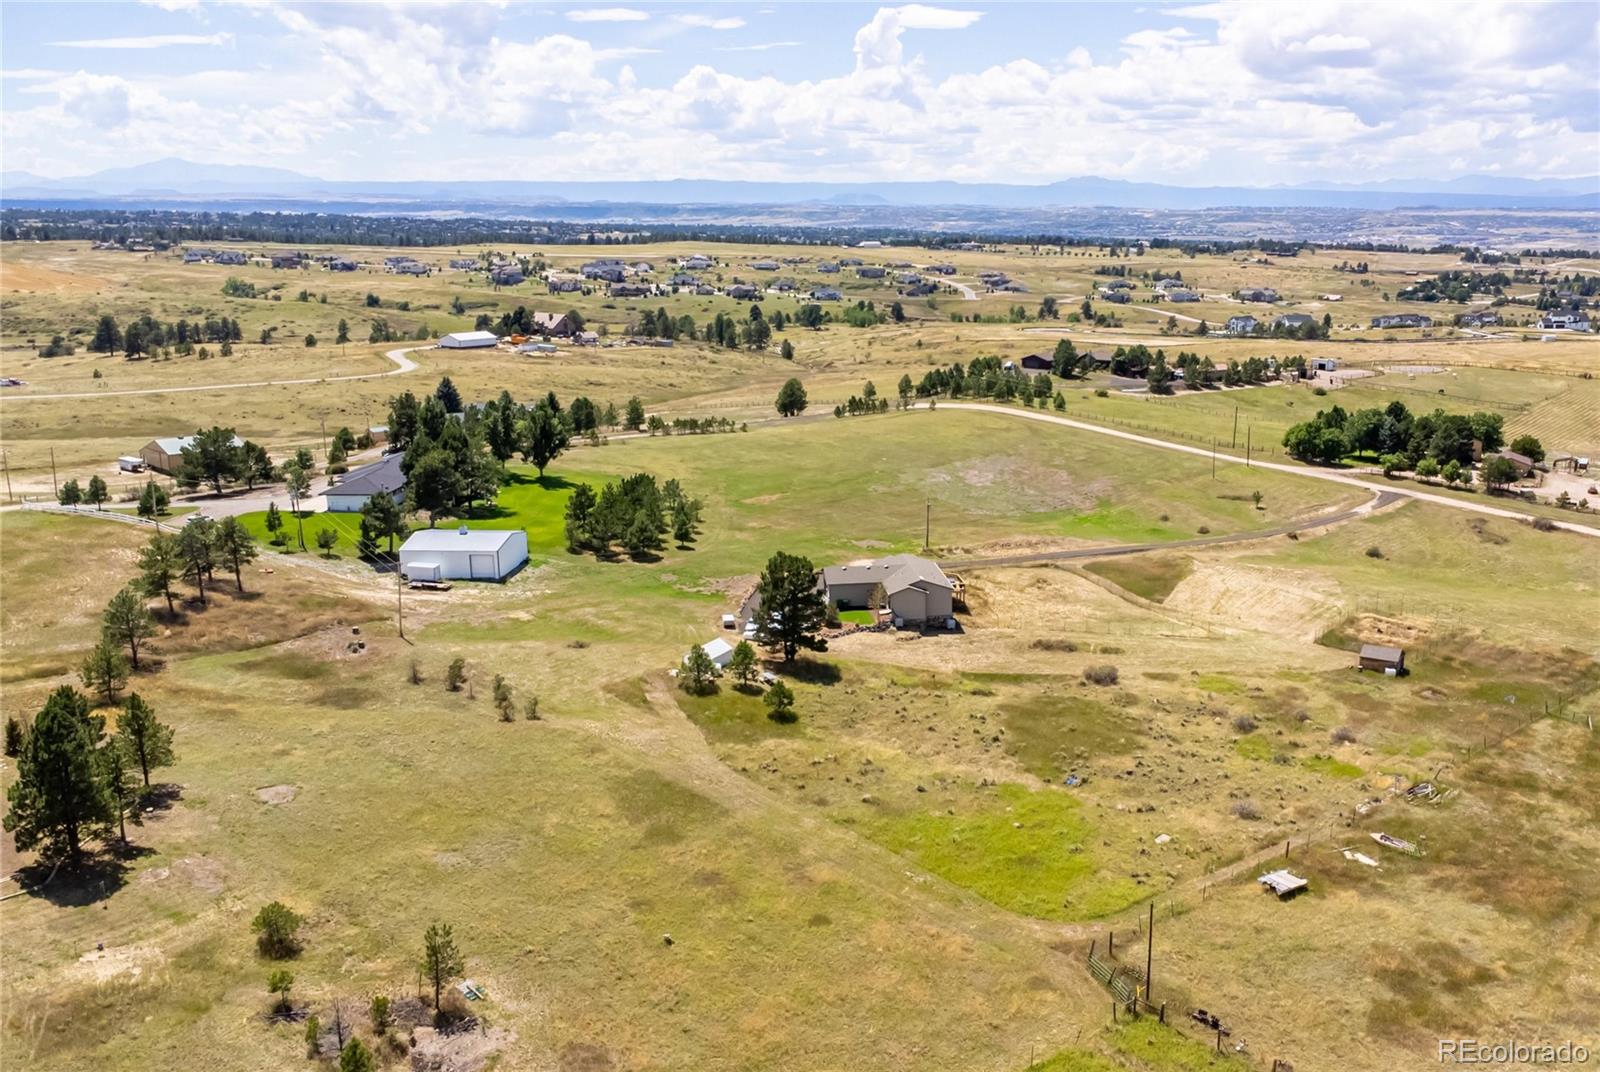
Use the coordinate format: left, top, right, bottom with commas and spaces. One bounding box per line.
89, 313, 242, 359
563, 474, 700, 558
913, 356, 1053, 403
1283, 400, 1505, 467
1170, 352, 1285, 390
1397, 270, 1512, 303
173, 426, 276, 493
3, 686, 177, 866
834, 381, 891, 417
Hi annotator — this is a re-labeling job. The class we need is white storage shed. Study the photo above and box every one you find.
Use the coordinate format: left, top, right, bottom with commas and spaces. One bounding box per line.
439, 330, 499, 349
399, 526, 528, 582
685, 638, 736, 669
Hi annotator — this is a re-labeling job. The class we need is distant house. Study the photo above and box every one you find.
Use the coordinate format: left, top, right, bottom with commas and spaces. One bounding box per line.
546, 276, 583, 293
271, 254, 302, 269
751, 260, 780, 271
139, 433, 243, 475
326, 453, 406, 513
680, 254, 713, 270
856, 266, 887, 279
838, 257, 863, 267
856, 240, 883, 249
439, 330, 498, 349
996, 282, 1029, 293
1164, 288, 1199, 302
815, 262, 841, 273
450, 258, 478, 270
1098, 287, 1130, 304
818, 554, 954, 626
630, 262, 654, 273
895, 272, 922, 285
1019, 353, 1052, 371
669, 273, 699, 286
694, 284, 716, 295
182, 250, 207, 263
1371, 313, 1432, 329
574, 331, 599, 346
490, 266, 524, 286
609, 282, 651, 298
925, 263, 956, 275
399, 526, 528, 583
770, 279, 796, 292
1274, 314, 1315, 330
328, 258, 358, 272
1540, 311, 1591, 331
903, 282, 937, 296
214, 250, 247, 266
1357, 644, 1406, 674
1104, 279, 1134, 290
583, 263, 626, 282
810, 287, 843, 301
1226, 315, 1260, 336
531, 311, 577, 336
1458, 311, 1501, 327
384, 256, 416, 268
1310, 357, 1338, 373
1491, 449, 1536, 475
726, 284, 760, 300
395, 261, 429, 275
1236, 287, 1279, 303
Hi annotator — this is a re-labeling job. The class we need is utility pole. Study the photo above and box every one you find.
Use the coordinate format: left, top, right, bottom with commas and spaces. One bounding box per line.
1246, 425, 1252, 468
321, 417, 328, 457
924, 497, 931, 552
1231, 406, 1239, 449
1211, 437, 1216, 480
1145, 903, 1155, 1004
397, 561, 405, 639
1, 450, 11, 504
50, 447, 58, 498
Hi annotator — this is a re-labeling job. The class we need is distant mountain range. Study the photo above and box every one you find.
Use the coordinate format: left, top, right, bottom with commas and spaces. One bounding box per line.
4, 158, 1598, 211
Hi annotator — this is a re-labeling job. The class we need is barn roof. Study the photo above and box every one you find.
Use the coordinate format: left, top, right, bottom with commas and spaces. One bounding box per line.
400, 527, 522, 553
1359, 644, 1404, 663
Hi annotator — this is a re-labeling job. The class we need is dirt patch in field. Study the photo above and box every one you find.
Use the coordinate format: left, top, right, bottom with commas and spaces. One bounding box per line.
923, 457, 1110, 515
742, 493, 781, 505
170, 856, 224, 895
70, 943, 164, 984
255, 784, 297, 805
1164, 562, 1344, 641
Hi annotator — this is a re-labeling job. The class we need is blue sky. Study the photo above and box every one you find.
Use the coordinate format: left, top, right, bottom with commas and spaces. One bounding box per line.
3, 1, 1596, 185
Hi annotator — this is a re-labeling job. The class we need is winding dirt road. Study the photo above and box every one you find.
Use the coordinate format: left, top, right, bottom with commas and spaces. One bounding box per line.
1, 345, 424, 403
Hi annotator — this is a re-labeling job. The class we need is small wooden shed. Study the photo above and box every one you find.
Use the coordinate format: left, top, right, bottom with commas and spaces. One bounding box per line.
1358, 644, 1406, 674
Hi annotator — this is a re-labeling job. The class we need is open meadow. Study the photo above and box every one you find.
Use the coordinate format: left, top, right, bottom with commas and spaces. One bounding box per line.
3, 237, 1598, 1072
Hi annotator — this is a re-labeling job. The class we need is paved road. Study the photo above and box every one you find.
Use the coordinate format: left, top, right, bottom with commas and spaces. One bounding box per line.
947, 280, 979, 301
1, 345, 423, 402
938, 402, 1600, 539
940, 490, 1400, 570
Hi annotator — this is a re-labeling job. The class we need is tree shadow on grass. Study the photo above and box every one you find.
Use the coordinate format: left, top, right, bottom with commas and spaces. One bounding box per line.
779, 659, 842, 686
11, 844, 153, 907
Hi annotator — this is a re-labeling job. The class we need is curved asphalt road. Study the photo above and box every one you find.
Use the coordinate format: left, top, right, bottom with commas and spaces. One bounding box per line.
1, 345, 424, 402
940, 490, 1402, 570
939, 402, 1600, 539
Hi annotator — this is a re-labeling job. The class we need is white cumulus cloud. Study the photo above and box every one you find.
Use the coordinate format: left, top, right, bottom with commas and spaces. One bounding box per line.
565, 7, 648, 22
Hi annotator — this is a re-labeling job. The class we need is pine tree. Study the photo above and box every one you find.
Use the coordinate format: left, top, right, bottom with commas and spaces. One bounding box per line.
3, 687, 117, 866
138, 532, 184, 615
80, 638, 129, 705
214, 517, 259, 591
102, 586, 153, 669
99, 740, 142, 846
420, 922, 465, 1011
117, 693, 176, 787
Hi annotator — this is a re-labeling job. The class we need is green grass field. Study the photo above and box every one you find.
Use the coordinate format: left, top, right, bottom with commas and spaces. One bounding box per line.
3, 239, 1598, 1072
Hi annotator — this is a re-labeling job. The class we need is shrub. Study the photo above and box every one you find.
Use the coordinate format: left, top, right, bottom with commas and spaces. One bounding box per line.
1029, 638, 1078, 652
1365, 545, 1384, 559
1083, 664, 1119, 686
445, 657, 466, 692
1230, 800, 1261, 821
252, 901, 303, 959
1330, 725, 1357, 744
1232, 715, 1258, 733
1312, 386, 1327, 396
1531, 517, 1556, 532
370, 994, 391, 1034
1196, 525, 1210, 535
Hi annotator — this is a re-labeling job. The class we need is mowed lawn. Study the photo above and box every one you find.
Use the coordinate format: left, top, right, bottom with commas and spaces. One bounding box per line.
233, 469, 610, 562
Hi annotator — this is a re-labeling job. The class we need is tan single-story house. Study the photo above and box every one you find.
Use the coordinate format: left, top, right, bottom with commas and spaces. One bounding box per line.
818, 554, 954, 625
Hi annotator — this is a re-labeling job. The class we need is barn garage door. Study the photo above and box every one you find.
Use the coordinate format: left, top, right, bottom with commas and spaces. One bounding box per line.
469, 554, 497, 579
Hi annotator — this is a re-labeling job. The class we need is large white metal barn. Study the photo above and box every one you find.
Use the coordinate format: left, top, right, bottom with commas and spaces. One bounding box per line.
398, 526, 528, 582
